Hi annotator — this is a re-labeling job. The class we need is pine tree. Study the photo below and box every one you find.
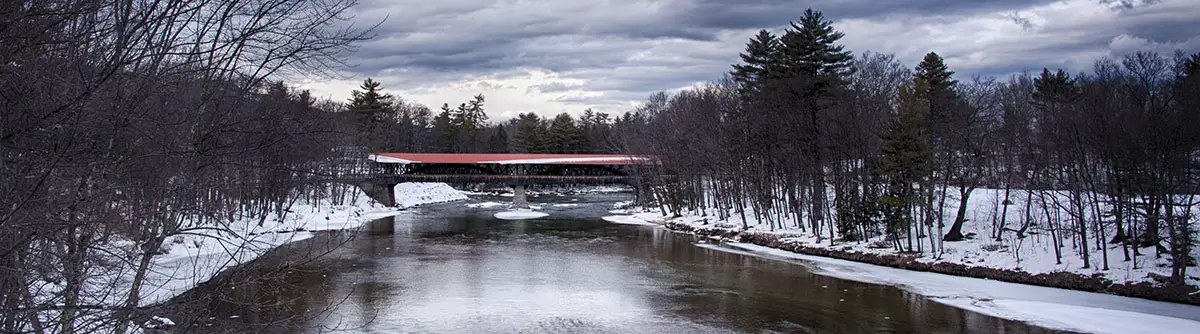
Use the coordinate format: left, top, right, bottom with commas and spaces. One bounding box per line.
547, 113, 584, 153
347, 78, 397, 150
880, 82, 934, 249
448, 94, 488, 152
487, 124, 509, 153
731, 29, 781, 95
914, 52, 958, 128
766, 8, 853, 242
432, 104, 456, 152
509, 113, 548, 153
777, 9, 853, 77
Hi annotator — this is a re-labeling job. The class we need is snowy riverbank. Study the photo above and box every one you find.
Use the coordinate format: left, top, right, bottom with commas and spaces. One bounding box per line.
137, 182, 467, 306
620, 187, 1200, 301
601, 189, 1200, 334
703, 242, 1200, 334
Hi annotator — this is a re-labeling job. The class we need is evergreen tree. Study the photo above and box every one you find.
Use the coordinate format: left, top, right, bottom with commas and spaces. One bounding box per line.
879, 82, 934, 249
547, 112, 584, 153
432, 104, 456, 152
509, 112, 548, 153
448, 94, 488, 152
346, 78, 397, 150
731, 29, 781, 95
764, 8, 853, 241
578, 108, 613, 152
777, 9, 853, 77
487, 124, 509, 153
914, 52, 958, 127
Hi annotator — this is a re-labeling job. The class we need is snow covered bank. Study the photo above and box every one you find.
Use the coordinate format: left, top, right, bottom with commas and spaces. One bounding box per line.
600, 209, 1200, 333
395, 182, 469, 208
601, 191, 1200, 334
627, 186, 1200, 305
663, 218, 1200, 305
136, 182, 467, 306
699, 242, 1200, 334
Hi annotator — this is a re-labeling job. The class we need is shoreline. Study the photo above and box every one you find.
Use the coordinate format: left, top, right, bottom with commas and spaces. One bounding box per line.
662, 221, 1200, 306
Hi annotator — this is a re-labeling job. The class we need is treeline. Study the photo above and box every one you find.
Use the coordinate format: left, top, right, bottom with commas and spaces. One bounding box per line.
621, 9, 1200, 285
1, 0, 369, 332
348, 79, 640, 154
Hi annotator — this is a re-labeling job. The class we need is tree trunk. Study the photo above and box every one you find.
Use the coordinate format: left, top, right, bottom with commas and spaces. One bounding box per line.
943, 187, 974, 241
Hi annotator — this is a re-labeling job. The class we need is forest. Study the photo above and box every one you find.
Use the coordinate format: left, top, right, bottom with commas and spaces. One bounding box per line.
0, 0, 373, 332
616, 9, 1200, 290
0, 1, 630, 331
2, 0, 1198, 332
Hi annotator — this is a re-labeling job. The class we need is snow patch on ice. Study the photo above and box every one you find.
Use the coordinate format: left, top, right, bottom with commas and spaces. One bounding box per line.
494, 210, 550, 220
951, 299, 1200, 334
467, 201, 507, 208
601, 212, 666, 226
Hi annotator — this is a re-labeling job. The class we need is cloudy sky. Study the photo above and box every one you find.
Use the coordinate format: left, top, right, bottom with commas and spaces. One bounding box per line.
299, 0, 1200, 121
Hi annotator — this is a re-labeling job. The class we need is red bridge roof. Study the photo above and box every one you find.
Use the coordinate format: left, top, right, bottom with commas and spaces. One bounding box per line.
369, 153, 657, 165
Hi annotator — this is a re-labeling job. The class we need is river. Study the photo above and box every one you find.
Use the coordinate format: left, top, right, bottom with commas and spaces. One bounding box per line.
159, 192, 1068, 333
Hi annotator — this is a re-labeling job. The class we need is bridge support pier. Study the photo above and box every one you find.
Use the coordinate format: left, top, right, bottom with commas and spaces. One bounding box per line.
359, 182, 397, 207
511, 184, 528, 209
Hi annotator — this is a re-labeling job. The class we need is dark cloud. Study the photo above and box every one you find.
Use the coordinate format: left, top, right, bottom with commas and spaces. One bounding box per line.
529, 82, 580, 94
326, 0, 1200, 115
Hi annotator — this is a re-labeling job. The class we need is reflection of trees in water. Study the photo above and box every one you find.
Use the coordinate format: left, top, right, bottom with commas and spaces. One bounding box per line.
142, 233, 372, 333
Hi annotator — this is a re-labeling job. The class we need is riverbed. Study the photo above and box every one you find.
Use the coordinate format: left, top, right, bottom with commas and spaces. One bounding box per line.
157, 193, 1067, 333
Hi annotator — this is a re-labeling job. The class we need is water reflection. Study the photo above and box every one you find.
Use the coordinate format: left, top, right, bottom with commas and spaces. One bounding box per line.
164, 194, 1068, 334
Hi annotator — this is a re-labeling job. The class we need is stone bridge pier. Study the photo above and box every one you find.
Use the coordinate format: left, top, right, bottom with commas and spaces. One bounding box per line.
511, 184, 528, 209
357, 182, 397, 207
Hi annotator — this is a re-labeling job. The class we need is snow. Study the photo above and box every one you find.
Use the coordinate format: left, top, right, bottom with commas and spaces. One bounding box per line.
467, 201, 507, 208
658, 187, 1200, 289
494, 210, 550, 220
604, 202, 1200, 334
481, 156, 652, 164
150, 316, 174, 326
367, 154, 415, 164
602, 213, 664, 226
982, 300, 1200, 334
126, 182, 468, 306
142, 316, 175, 329
394, 182, 470, 208
698, 242, 1200, 334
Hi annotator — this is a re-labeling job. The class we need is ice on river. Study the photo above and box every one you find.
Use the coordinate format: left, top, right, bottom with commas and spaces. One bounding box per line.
494, 210, 550, 220
466, 201, 507, 208
602, 213, 662, 226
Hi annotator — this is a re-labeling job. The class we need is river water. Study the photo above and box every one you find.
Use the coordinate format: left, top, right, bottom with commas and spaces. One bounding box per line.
164, 193, 1067, 333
